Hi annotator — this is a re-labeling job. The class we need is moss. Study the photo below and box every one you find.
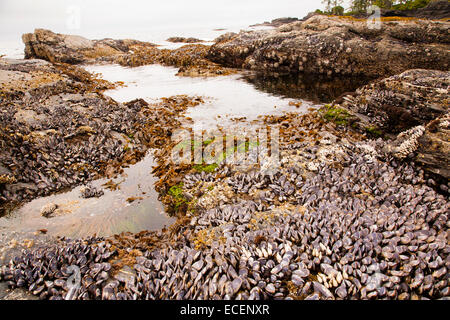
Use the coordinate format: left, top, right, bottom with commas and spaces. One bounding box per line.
365, 126, 383, 137
168, 182, 187, 211
193, 163, 218, 173
168, 182, 184, 198
203, 137, 215, 146
321, 104, 351, 126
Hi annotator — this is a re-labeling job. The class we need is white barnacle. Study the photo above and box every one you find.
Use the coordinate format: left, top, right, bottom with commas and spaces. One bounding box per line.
390, 125, 426, 159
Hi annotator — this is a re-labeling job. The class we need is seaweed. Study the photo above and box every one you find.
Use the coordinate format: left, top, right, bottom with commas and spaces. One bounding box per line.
321, 104, 351, 126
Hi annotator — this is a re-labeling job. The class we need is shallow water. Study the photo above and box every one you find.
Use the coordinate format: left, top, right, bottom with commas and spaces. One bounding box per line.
0, 152, 173, 238
243, 72, 375, 104
84, 64, 314, 129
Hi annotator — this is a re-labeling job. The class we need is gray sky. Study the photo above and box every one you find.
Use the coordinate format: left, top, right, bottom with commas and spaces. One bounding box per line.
0, 0, 352, 41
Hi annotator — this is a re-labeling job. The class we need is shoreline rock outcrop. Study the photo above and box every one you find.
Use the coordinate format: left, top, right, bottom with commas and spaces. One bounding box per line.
22, 29, 235, 77
166, 37, 204, 43
208, 15, 450, 78
329, 69, 449, 182
335, 69, 449, 134
22, 29, 156, 64
250, 17, 300, 28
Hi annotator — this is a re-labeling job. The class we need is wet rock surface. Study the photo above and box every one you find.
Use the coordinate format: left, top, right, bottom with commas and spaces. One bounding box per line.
208, 15, 449, 78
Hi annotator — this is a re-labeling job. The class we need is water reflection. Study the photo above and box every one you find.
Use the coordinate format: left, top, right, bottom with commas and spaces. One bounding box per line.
242, 72, 375, 104
0, 152, 174, 238
84, 64, 314, 129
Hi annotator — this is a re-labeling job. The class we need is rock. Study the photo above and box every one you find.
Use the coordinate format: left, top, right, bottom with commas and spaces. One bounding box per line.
22, 29, 156, 64
0, 56, 188, 208
208, 15, 449, 78
40, 203, 57, 217
21, 29, 234, 76
334, 68, 449, 181
250, 17, 300, 28
166, 37, 204, 43
14, 109, 47, 126
80, 185, 104, 199
335, 69, 449, 134
414, 113, 449, 179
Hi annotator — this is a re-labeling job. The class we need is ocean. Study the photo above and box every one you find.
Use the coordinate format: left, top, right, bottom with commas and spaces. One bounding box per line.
0, 0, 323, 58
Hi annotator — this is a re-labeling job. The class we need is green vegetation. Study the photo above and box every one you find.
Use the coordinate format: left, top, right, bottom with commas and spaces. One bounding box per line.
168, 182, 186, 211
168, 182, 199, 214
331, 5, 345, 15
317, 0, 432, 16
322, 0, 345, 14
321, 104, 351, 126
365, 126, 383, 137
391, 0, 432, 10
203, 137, 215, 146
193, 163, 218, 173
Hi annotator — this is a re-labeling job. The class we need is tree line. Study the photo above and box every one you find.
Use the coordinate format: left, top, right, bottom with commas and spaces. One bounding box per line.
318, 0, 433, 15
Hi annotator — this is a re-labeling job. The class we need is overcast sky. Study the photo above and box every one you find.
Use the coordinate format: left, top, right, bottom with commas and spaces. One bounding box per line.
0, 0, 352, 41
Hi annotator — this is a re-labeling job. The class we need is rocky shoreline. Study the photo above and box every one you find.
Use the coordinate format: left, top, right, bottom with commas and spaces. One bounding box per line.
0, 14, 448, 300
22, 29, 235, 77
166, 37, 204, 44
208, 15, 449, 78
0, 57, 204, 215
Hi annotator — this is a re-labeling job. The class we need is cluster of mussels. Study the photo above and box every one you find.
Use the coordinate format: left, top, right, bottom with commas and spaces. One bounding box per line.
0, 57, 204, 212
1, 117, 448, 299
